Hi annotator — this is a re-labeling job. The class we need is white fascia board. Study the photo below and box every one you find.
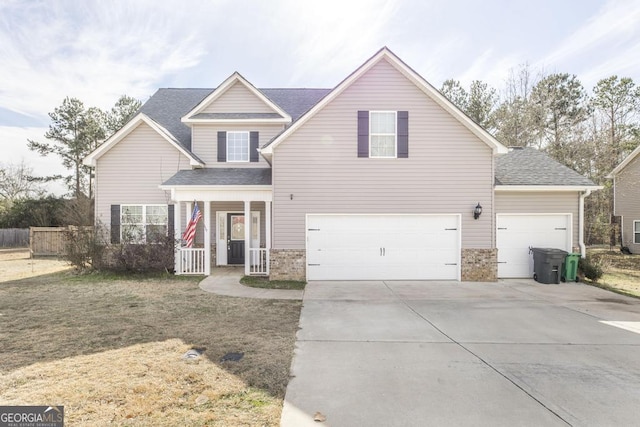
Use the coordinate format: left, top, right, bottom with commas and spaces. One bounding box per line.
607, 144, 640, 178
495, 185, 603, 192
83, 113, 203, 167
262, 47, 509, 156
158, 184, 273, 202
159, 184, 272, 191
180, 72, 291, 122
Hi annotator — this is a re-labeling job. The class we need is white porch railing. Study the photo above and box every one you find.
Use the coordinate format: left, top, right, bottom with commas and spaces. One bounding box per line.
249, 248, 269, 275
176, 247, 206, 275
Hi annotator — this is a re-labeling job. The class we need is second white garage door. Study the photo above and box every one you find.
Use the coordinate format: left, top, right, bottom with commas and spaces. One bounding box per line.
306, 214, 460, 281
496, 214, 572, 278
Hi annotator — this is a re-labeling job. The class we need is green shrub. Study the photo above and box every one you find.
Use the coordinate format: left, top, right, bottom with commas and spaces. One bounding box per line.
579, 256, 603, 281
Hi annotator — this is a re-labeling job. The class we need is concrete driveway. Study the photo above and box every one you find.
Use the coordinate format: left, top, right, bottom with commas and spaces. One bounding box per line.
281, 280, 640, 426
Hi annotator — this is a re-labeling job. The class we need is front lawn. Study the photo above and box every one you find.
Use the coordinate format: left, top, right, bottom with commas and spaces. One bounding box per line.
0, 270, 301, 426
586, 248, 640, 297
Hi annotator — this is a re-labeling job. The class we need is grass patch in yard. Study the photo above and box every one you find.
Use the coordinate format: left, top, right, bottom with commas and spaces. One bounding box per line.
241, 275, 306, 290
585, 248, 640, 298
0, 271, 302, 425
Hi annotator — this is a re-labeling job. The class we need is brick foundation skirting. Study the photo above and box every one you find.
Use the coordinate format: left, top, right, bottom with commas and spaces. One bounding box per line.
269, 249, 306, 281
461, 248, 497, 282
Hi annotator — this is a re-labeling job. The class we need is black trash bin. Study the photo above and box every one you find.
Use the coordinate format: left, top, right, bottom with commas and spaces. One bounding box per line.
531, 248, 568, 284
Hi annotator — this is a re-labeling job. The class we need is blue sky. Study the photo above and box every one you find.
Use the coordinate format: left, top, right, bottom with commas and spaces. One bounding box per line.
1, 0, 639, 194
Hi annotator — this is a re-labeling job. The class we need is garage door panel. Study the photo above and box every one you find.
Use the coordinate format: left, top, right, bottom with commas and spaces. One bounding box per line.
307, 214, 460, 281
497, 214, 571, 278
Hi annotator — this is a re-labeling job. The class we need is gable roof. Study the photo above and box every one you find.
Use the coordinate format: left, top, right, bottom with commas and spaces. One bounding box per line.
607, 144, 640, 178
83, 113, 204, 167
133, 87, 329, 152
495, 147, 600, 189
181, 72, 291, 124
260, 47, 510, 156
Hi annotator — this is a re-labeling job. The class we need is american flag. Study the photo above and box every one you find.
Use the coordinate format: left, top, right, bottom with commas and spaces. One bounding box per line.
182, 203, 202, 248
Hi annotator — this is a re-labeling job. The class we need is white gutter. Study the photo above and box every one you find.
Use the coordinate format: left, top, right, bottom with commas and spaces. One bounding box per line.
579, 189, 593, 258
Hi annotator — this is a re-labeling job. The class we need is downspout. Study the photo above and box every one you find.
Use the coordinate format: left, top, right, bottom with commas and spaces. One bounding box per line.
579, 189, 592, 258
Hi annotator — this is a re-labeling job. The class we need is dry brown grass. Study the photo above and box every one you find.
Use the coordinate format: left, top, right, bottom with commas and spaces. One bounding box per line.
587, 248, 640, 297
0, 257, 302, 426
0, 248, 71, 281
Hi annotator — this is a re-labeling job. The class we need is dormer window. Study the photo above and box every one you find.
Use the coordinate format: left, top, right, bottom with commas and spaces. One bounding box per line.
227, 131, 250, 162
217, 131, 260, 163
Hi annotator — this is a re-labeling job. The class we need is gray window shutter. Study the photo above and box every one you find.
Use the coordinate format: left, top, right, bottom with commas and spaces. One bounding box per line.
217, 131, 226, 162
397, 111, 409, 158
167, 204, 174, 240
357, 110, 369, 157
250, 131, 259, 162
110, 205, 120, 244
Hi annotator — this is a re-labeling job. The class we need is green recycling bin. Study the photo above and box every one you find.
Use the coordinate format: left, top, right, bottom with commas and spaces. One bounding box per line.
563, 253, 581, 282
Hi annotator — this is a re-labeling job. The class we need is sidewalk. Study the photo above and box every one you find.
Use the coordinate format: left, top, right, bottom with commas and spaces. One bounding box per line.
199, 267, 303, 300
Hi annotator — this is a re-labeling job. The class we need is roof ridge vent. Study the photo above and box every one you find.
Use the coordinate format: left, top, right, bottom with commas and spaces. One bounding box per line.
508, 146, 525, 151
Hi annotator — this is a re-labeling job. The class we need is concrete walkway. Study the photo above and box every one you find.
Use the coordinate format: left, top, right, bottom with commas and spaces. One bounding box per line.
281, 279, 640, 426
199, 267, 303, 300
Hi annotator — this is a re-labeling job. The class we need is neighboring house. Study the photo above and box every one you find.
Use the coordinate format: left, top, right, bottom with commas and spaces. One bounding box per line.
608, 145, 640, 253
84, 47, 600, 281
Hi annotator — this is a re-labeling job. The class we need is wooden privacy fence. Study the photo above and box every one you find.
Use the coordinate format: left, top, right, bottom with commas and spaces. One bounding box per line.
29, 226, 93, 257
30, 227, 67, 257
0, 228, 29, 247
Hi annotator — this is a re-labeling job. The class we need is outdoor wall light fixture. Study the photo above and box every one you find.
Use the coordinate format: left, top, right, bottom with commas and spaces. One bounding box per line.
473, 203, 482, 220
290, 194, 294, 200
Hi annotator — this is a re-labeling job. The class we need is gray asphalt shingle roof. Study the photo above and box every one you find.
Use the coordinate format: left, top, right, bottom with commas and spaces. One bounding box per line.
138, 87, 330, 151
495, 147, 597, 186
162, 168, 272, 186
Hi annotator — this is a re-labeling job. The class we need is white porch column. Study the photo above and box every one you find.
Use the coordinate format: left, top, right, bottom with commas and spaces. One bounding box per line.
204, 201, 211, 275
185, 201, 193, 224
265, 200, 271, 275
174, 201, 181, 273
244, 200, 251, 275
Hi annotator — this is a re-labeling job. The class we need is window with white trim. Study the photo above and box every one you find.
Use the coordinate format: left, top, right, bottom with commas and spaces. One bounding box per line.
121, 205, 168, 243
370, 111, 397, 158
226, 131, 249, 162
635, 221, 640, 244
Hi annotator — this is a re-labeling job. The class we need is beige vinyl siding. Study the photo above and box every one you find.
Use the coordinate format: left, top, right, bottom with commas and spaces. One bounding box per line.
201, 82, 275, 114
614, 155, 640, 252
191, 123, 283, 166
495, 191, 580, 248
95, 122, 191, 234
272, 58, 494, 249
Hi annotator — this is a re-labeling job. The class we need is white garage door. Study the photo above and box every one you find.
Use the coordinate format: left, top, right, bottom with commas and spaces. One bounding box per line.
496, 214, 572, 278
306, 214, 460, 281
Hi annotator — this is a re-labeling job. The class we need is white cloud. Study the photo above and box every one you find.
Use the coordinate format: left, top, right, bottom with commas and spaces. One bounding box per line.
542, 0, 640, 66
273, 0, 403, 87
0, 0, 209, 119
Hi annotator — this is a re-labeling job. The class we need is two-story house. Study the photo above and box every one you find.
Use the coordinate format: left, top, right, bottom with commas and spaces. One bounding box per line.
84, 47, 600, 281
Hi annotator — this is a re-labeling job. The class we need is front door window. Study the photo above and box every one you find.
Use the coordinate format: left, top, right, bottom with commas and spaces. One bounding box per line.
230, 215, 244, 240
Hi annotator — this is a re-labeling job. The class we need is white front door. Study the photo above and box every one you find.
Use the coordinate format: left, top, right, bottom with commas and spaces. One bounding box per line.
306, 214, 461, 281
496, 214, 572, 278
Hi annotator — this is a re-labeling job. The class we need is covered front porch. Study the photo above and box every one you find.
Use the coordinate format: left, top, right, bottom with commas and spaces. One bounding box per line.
173, 198, 271, 276
160, 169, 272, 277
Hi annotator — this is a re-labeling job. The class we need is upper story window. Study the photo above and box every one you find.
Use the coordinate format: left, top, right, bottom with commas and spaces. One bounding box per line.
358, 110, 408, 159
121, 204, 168, 243
370, 111, 397, 158
635, 221, 640, 244
226, 131, 250, 162
218, 131, 260, 163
